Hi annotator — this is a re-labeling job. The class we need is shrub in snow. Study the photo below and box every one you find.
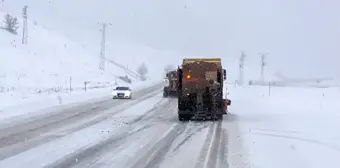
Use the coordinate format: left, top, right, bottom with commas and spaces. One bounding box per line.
57, 95, 62, 105
118, 75, 132, 84
137, 63, 148, 81
2, 14, 19, 34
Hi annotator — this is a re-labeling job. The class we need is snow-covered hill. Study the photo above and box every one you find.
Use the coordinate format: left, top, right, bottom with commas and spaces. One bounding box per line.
0, 0, 190, 79
0, 12, 129, 90
0, 11, 159, 109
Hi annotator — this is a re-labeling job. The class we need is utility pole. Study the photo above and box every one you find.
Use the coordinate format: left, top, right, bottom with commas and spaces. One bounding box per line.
259, 52, 268, 82
98, 22, 112, 72
99, 23, 107, 71
69, 76, 72, 93
0, 0, 4, 10
22, 5, 28, 44
238, 52, 246, 85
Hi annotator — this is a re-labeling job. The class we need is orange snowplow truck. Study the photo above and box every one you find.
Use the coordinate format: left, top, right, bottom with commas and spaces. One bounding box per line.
177, 58, 231, 121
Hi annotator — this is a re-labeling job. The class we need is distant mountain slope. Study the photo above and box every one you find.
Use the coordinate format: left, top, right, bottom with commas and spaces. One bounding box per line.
0, 11, 127, 91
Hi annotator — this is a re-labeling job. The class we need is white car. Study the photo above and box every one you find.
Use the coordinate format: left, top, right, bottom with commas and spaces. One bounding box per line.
112, 86, 132, 99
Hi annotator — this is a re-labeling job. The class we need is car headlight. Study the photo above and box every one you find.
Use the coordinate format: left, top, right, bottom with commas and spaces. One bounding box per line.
125, 92, 131, 96
112, 91, 117, 95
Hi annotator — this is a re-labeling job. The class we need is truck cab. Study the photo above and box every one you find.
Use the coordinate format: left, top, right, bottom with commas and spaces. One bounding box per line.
163, 70, 178, 97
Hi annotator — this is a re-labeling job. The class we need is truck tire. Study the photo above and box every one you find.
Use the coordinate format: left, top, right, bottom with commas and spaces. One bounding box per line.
178, 114, 191, 121
163, 91, 168, 97
216, 114, 223, 120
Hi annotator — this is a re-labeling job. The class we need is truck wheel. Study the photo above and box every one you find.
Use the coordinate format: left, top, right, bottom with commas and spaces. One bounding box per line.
178, 114, 191, 121
216, 114, 223, 120
163, 91, 168, 97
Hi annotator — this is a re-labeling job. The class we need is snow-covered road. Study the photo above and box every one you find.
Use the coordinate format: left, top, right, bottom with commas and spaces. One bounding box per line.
0, 83, 244, 168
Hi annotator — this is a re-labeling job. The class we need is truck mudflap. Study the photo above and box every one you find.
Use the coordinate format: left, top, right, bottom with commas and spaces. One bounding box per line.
163, 88, 177, 97
192, 111, 224, 120
223, 99, 231, 114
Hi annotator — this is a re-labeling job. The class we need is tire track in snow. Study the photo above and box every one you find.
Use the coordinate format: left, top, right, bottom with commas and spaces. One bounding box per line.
129, 123, 188, 168
45, 98, 176, 168
55, 93, 167, 136
0, 88, 158, 146
0, 83, 164, 130
217, 128, 229, 168
194, 121, 226, 168
45, 124, 154, 168
194, 123, 215, 168
172, 122, 210, 152
68, 99, 178, 168
250, 132, 340, 152
206, 121, 222, 168
0, 85, 163, 160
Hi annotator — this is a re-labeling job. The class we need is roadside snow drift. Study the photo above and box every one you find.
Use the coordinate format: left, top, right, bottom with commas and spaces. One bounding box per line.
228, 85, 340, 168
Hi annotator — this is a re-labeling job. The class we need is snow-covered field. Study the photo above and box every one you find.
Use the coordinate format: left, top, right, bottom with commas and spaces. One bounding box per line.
228, 84, 340, 168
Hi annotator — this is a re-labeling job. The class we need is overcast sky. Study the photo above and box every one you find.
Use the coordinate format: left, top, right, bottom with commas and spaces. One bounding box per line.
5, 0, 340, 80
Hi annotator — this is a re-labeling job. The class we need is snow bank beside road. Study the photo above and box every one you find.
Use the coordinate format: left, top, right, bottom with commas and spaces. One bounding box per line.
227, 85, 340, 168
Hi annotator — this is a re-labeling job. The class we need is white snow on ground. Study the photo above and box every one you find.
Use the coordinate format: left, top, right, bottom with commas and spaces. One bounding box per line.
158, 123, 214, 168
0, 80, 161, 123
0, 92, 166, 168
228, 84, 340, 168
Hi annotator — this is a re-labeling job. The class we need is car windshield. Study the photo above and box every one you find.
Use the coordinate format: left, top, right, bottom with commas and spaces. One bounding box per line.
116, 87, 130, 90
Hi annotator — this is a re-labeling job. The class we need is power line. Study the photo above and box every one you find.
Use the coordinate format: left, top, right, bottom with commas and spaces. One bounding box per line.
22, 5, 28, 44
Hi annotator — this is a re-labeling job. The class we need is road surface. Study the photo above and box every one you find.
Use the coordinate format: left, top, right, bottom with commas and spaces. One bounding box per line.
0, 83, 245, 168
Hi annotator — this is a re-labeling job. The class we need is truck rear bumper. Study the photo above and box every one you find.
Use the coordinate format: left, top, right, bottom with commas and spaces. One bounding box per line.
163, 89, 177, 97
178, 110, 225, 115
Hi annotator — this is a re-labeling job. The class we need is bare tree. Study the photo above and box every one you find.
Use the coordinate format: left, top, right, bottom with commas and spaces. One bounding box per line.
3, 14, 19, 34
137, 63, 148, 81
